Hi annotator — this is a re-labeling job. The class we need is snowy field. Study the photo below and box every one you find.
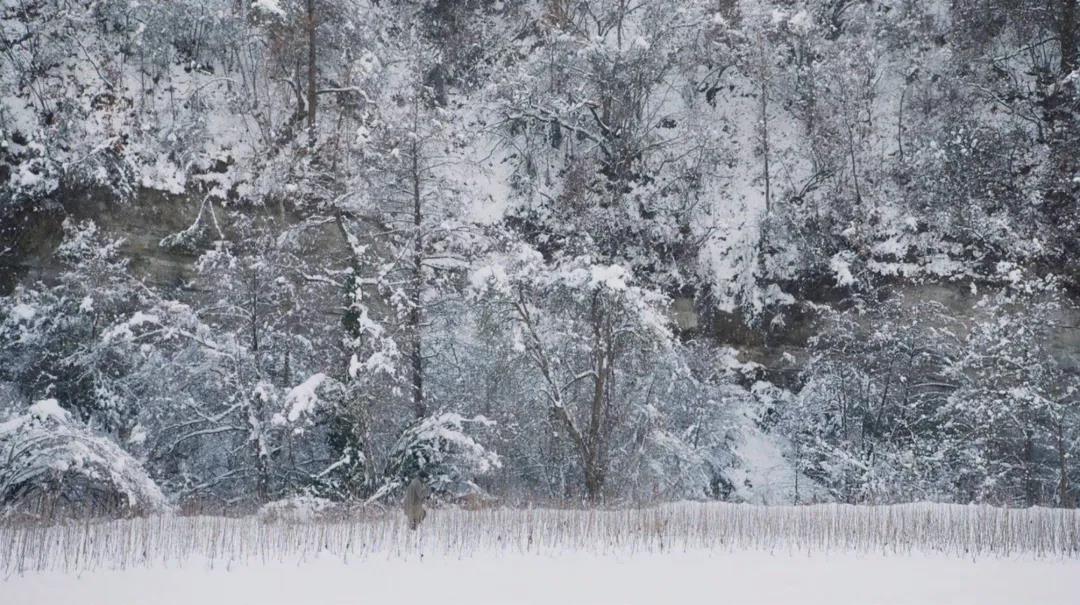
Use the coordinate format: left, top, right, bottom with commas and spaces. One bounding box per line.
3, 503, 1079, 604
5, 550, 1080, 605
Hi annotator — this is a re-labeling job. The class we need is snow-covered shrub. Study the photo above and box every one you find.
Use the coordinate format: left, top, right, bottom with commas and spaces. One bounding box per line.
781, 297, 965, 504
380, 413, 501, 501
778, 282, 1080, 507
0, 219, 145, 435
256, 495, 339, 523
941, 279, 1080, 506
0, 400, 169, 519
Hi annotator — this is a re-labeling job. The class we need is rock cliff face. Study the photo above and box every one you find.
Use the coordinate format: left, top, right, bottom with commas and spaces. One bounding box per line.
8, 188, 1078, 385
2, 188, 202, 293
709, 281, 1080, 385
2, 187, 349, 293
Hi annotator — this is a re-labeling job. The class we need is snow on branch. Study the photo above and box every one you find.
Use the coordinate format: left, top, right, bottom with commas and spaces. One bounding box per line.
0, 400, 170, 518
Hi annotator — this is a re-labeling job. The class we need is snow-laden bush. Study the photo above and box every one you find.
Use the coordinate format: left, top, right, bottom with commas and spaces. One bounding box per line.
0, 400, 169, 519
377, 413, 501, 502
256, 495, 339, 523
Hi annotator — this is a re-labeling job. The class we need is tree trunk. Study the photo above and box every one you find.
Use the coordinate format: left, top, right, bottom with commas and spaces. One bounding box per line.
1061, 0, 1077, 75
760, 69, 771, 215
253, 393, 270, 504
306, 0, 317, 146
793, 441, 801, 505
410, 136, 425, 419
1056, 418, 1072, 507
250, 270, 259, 353
584, 458, 605, 502
1023, 431, 1037, 506
582, 299, 617, 502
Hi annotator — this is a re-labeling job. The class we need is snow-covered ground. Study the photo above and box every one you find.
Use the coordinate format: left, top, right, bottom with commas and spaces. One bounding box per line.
4, 549, 1079, 605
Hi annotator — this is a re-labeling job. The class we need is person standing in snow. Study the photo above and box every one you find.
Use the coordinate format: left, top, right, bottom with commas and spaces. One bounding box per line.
404, 476, 430, 530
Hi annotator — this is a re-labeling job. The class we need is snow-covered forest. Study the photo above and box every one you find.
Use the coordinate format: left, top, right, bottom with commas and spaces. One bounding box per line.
2, 0, 1080, 517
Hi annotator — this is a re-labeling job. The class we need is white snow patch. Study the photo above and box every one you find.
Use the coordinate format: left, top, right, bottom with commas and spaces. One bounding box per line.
589, 264, 630, 291
257, 495, 337, 523
27, 398, 69, 424
127, 424, 148, 446
252, 0, 286, 19
829, 252, 857, 287
469, 264, 510, 296
9, 303, 36, 321
283, 373, 328, 423
3, 550, 1078, 605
